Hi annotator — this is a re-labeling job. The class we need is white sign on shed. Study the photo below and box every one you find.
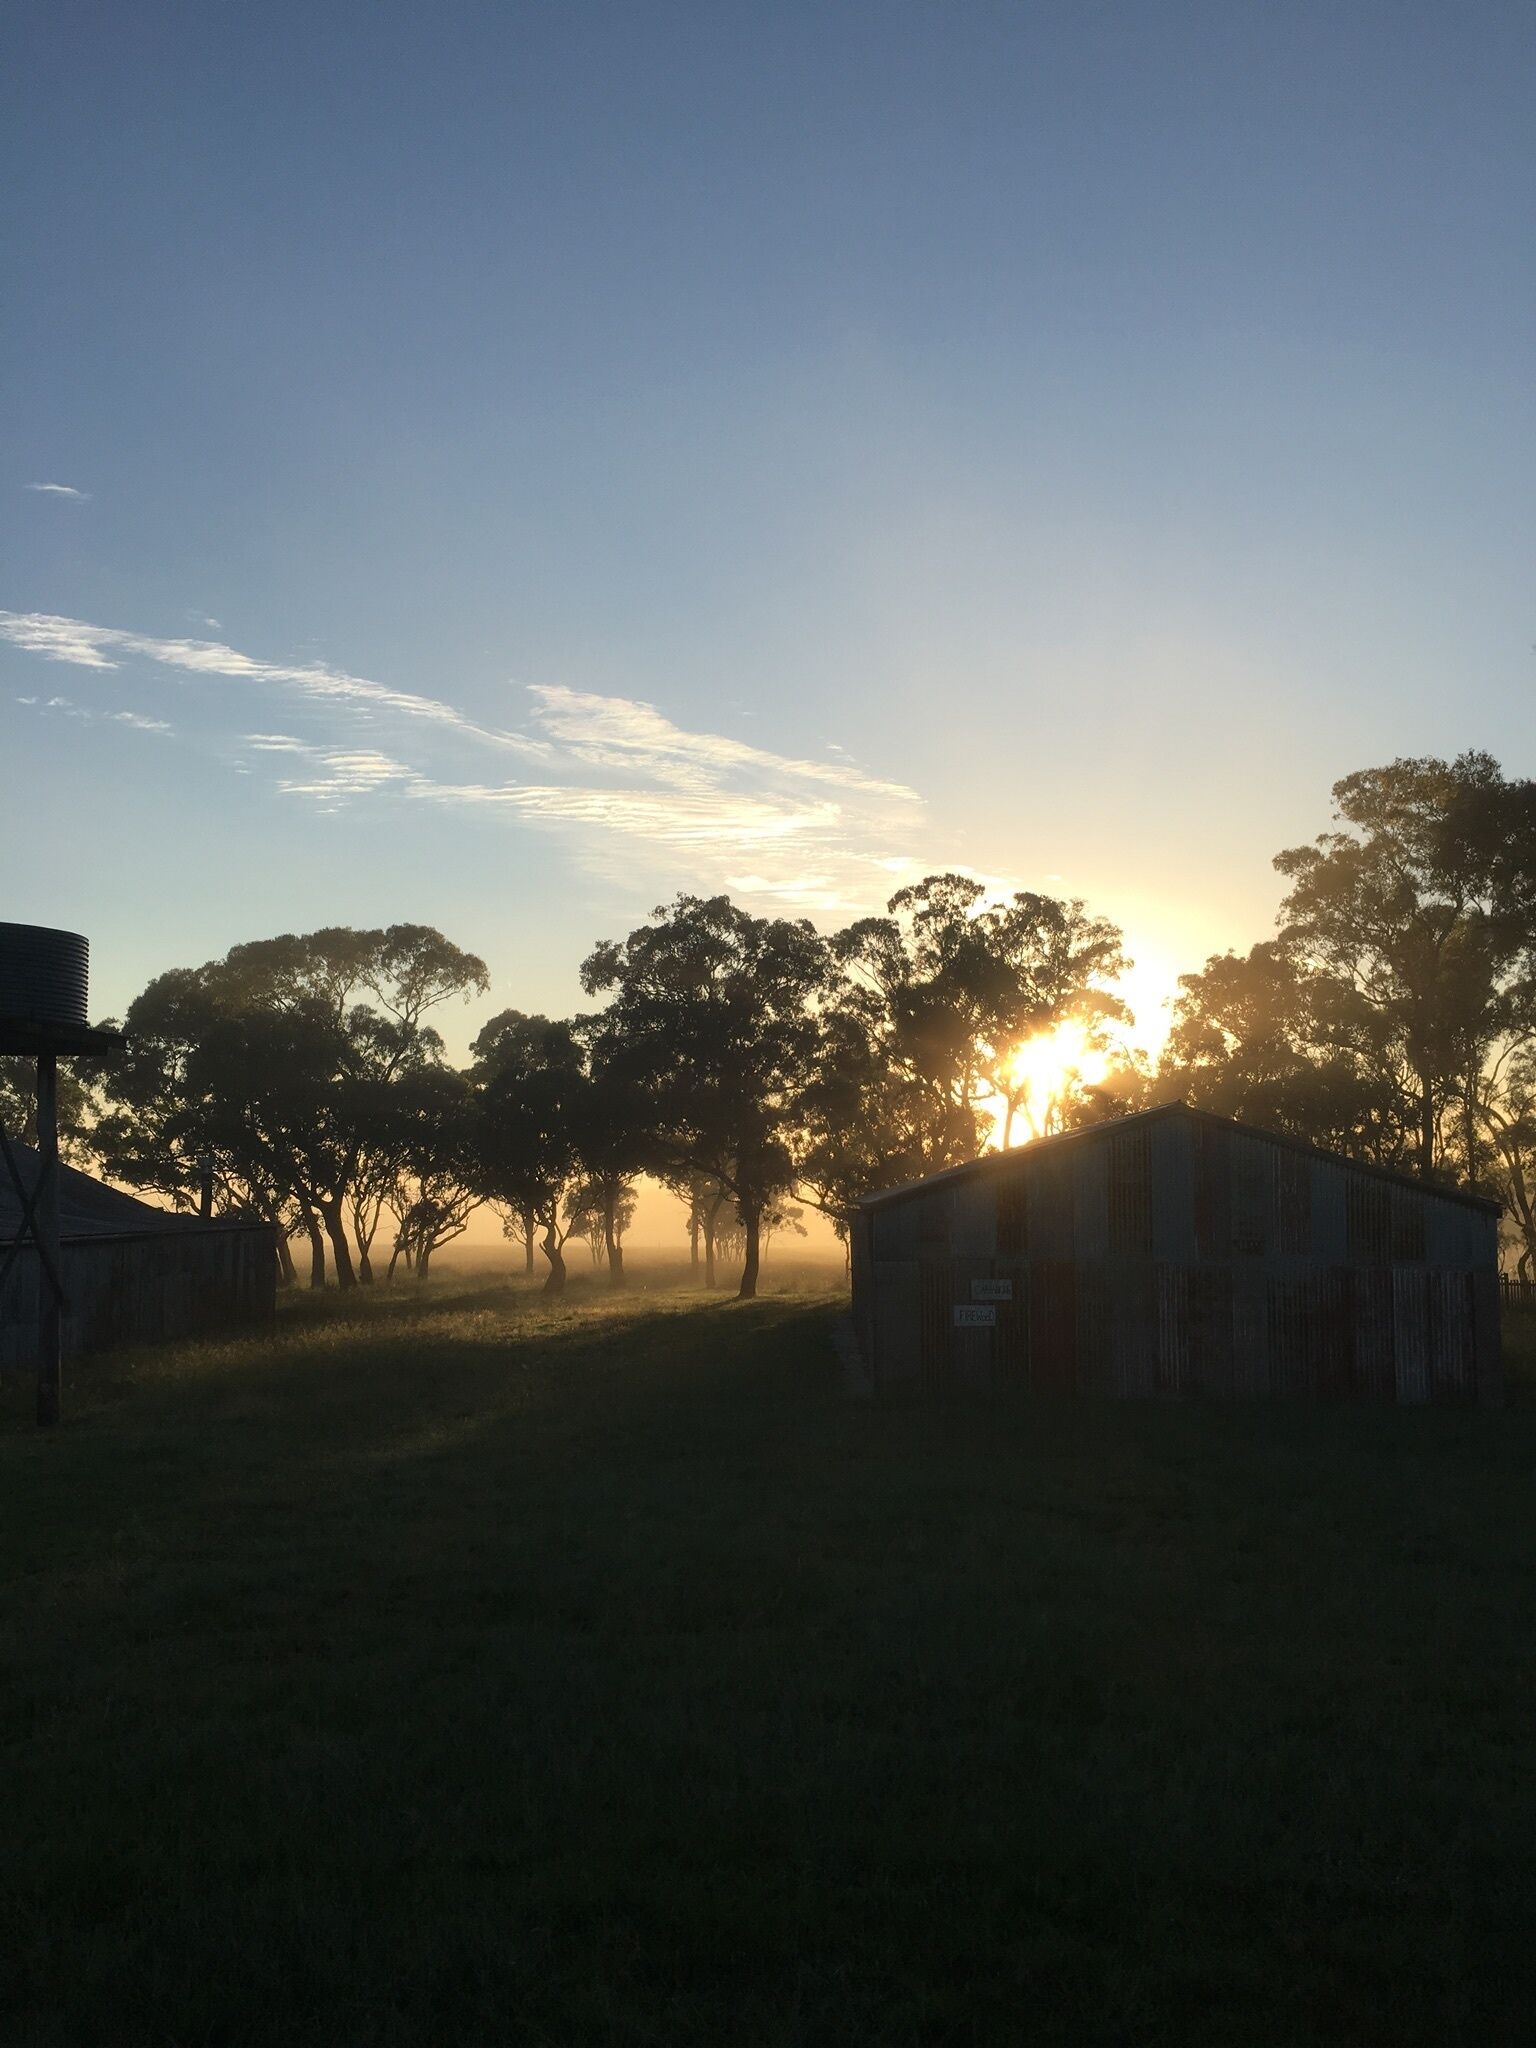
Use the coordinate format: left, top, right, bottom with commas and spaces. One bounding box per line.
953, 1303, 996, 1329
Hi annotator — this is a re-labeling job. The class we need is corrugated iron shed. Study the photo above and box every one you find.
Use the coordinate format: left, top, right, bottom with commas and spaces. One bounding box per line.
851, 1104, 1502, 1406
0, 1143, 275, 1368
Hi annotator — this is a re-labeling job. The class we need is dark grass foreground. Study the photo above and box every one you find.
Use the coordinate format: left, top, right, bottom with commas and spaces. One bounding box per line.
2, 1282, 1534, 2048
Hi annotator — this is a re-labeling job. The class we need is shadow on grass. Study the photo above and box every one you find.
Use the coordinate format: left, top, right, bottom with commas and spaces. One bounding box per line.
2, 1281, 1536, 2046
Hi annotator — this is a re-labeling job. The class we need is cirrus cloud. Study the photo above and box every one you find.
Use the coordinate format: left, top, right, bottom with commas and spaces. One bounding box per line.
1, 606, 923, 915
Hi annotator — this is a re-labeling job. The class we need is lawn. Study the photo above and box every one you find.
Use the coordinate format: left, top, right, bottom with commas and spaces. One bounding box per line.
1, 1276, 1534, 2047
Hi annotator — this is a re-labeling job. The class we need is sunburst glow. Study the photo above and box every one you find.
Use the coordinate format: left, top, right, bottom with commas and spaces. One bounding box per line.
1005, 1018, 1111, 1141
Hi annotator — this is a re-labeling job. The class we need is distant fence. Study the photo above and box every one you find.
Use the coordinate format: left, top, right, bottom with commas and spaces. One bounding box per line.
1499, 1275, 1536, 1315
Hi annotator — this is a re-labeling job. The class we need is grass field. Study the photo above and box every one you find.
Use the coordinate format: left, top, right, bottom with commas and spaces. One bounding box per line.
2, 1277, 1534, 2047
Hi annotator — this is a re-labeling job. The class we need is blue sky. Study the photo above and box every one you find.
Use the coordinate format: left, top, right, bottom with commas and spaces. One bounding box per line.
4, 0, 1533, 1051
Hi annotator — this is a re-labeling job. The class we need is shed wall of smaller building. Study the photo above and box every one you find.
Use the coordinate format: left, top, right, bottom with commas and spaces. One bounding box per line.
0, 1225, 276, 1371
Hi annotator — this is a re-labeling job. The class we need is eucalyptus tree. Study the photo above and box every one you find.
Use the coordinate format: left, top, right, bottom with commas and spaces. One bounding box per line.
580, 895, 829, 1299
471, 1011, 590, 1295
95, 924, 488, 1287
0, 1055, 98, 1161
565, 1178, 637, 1272
658, 1166, 730, 1288
1157, 942, 1411, 1165
1274, 754, 1536, 1178
387, 1065, 481, 1281
815, 874, 1131, 1214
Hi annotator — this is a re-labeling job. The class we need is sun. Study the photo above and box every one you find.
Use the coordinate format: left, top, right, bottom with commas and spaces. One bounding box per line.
1002, 1017, 1112, 1143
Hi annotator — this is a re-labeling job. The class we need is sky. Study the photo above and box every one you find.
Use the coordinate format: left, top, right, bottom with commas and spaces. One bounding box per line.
4, 0, 1534, 1071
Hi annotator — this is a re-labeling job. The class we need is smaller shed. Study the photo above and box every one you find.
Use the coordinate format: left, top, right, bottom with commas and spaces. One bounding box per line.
851, 1104, 1502, 1405
0, 1144, 275, 1371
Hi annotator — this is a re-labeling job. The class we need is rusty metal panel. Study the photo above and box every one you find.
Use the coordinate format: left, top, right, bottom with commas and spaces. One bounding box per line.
1156, 1265, 1189, 1396
1188, 1265, 1235, 1397
950, 1178, 997, 1258
993, 1258, 1030, 1385
1231, 1266, 1269, 1397
1192, 1119, 1231, 1260
1393, 1268, 1430, 1404
917, 1187, 953, 1259
1389, 1188, 1426, 1263
1279, 1150, 1314, 1257
1150, 1116, 1195, 1263
1267, 1274, 1316, 1398
1310, 1162, 1347, 1262
873, 1260, 921, 1389
1030, 1259, 1076, 1393
1427, 1271, 1475, 1406
1231, 1134, 1269, 1258
1027, 1155, 1074, 1261
1424, 1196, 1476, 1270
1101, 1261, 1155, 1396
918, 1261, 952, 1392
1346, 1177, 1391, 1266
1074, 1260, 1109, 1392
1353, 1268, 1395, 1398
874, 1200, 919, 1261
952, 1325, 994, 1391
996, 1165, 1028, 1255
1314, 1269, 1353, 1397
1107, 1125, 1152, 1258
1073, 1141, 1110, 1261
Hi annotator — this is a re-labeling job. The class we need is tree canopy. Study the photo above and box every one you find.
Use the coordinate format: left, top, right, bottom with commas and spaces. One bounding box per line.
24, 750, 1536, 1296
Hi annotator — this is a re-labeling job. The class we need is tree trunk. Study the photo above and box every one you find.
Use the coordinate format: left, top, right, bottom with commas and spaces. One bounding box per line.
275, 1232, 297, 1288
1419, 1074, 1435, 1178
738, 1200, 761, 1300
304, 1207, 326, 1289
385, 1240, 403, 1283
522, 1205, 536, 1275
357, 1244, 374, 1285
319, 1197, 357, 1289
604, 1188, 626, 1289
703, 1219, 716, 1290
416, 1242, 432, 1282
689, 1203, 700, 1275
541, 1213, 567, 1296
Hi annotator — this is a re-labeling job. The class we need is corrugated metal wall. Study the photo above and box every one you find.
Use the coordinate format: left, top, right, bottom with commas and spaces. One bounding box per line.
0, 1226, 276, 1372
858, 1114, 1502, 1405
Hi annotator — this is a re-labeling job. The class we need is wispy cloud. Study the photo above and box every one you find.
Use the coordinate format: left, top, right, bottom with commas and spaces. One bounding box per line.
109, 710, 173, 733
1, 607, 924, 915
24, 482, 90, 500
526, 684, 917, 801
14, 691, 171, 735
279, 749, 419, 800
0, 611, 550, 755
411, 778, 844, 844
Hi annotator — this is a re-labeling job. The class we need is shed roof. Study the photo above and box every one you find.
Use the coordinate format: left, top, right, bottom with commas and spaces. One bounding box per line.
0, 1140, 224, 1244
857, 1102, 1503, 1216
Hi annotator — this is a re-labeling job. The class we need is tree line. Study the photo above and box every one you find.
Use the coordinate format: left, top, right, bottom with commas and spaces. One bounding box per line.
5, 751, 1534, 1290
